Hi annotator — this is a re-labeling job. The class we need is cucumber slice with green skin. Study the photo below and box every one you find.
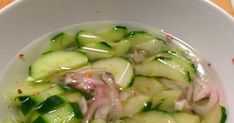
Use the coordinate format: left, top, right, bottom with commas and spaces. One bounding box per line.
135, 51, 193, 87
78, 48, 114, 60
99, 26, 128, 42
60, 93, 84, 118
17, 96, 37, 115
78, 42, 114, 60
126, 31, 154, 45
76, 30, 106, 45
30, 51, 88, 81
202, 103, 227, 123
14, 84, 65, 115
60, 92, 84, 103
109, 40, 131, 57
92, 57, 134, 88
76, 30, 115, 60
152, 89, 182, 112
90, 118, 106, 123
15, 91, 83, 121
30, 84, 66, 105
125, 110, 176, 123
171, 112, 200, 123
126, 31, 168, 54
8, 82, 52, 98
122, 93, 151, 117
70, 102, 83, 118
159, 51, 196, 80
76, 29, 131, 59
84, 42, 112, 51
36, 95, 65, 114
49, 32, 76, 50
32, 103, 82, 123
131, 76, 164, 97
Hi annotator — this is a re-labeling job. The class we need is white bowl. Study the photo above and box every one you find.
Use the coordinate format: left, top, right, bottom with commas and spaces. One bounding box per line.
0, 0, 233, 122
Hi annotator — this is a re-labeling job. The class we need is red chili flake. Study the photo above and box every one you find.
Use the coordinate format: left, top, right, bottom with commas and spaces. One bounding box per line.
83, 72, 93, 78
19, 53, 25, 60
17, 89, 22, 94
232, 58, 234, 64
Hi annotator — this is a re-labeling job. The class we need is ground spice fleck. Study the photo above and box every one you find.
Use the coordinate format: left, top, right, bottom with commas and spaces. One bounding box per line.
17, 89, 22, 94
19, 53, 25, 60
208, 63, 211, 67
33, 92, 40, 96
146, 86, 151, 90
232, 58, 234, 64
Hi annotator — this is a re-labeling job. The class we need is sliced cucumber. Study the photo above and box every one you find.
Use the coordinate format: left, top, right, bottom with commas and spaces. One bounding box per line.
30, 51, 88, 81
159, 51, 196, 80
171, 112, 200, 123
49, 32, 76, 50
131, 76, 164, 97
126, 31, 154, 45
76, 30, 105, 45
135, 51, 194, 87
90, 118, 106, 123
76, 29, 130, 59
108, 40, 131, 57
36, 95, 65, 114
76, 30, 114, 60
32, 103, 82, 123
17, 96, 37, 115
202, 103, 227, 123
8, 82, 51, 98
92, 57, 134, 88
126, 110, 176, 123
70, 102, 83, 118
60, 92, 84, 103
99, 26, 128, 42
78, 42, 114, 60
30, 84, 66, 105
126, 31, 168, 54
122, 93, 151, 117
15, 85, 64, 115
152, 89, 182, 112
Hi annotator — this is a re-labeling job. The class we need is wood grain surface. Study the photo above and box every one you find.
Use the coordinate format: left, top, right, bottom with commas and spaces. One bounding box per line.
0, 0, 13, 9
212, 0, 234, 16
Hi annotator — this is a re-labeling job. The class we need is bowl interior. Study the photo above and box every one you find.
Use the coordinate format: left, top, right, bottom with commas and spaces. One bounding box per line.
0, 0, 234, 121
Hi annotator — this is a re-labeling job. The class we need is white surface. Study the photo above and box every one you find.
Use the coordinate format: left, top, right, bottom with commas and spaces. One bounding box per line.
0, 0, 233, 122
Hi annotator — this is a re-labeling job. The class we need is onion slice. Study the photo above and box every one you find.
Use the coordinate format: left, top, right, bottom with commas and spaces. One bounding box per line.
192, 77, 211, 102
82, 97, 109, 123
191, 90, 219, 115
102, 73, 123, 118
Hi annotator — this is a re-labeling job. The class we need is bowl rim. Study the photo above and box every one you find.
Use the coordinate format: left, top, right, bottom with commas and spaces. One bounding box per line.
0, 0, 233, 122
0, 0, 233, 23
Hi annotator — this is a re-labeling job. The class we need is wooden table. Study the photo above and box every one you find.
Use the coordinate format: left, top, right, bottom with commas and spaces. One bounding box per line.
0, 0, 234, 16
